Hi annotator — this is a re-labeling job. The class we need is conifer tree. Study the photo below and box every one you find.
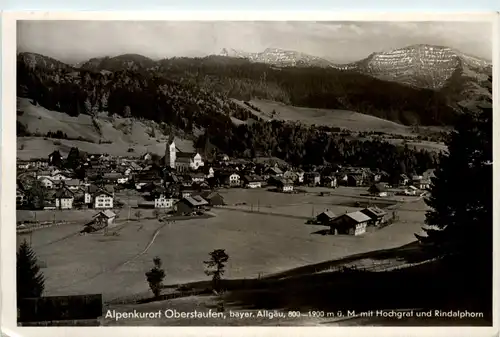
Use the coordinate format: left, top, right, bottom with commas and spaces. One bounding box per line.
17, 240, 45, 301
145, 257, 165, 298
418, 77, 492, 271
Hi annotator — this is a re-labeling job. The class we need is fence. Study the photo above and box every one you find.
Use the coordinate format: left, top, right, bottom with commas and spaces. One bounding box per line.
314, 258, 439, 274
16, 221, 71, 234
213, 205, 310, 220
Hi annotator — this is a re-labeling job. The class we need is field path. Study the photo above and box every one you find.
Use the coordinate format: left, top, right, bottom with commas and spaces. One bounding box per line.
53, 221, 169, 292
119, 221, 170, 267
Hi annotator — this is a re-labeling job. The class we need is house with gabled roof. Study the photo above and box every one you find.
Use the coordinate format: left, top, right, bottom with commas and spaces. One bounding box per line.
55, 186, 74, 209
176, 195, 209, 215
316, 209, 336, 225
329, 211, 371, 235
360, 206, 388, 226
368, 183, 388, 197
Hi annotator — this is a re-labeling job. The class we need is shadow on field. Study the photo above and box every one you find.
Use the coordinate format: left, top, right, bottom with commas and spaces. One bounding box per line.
134, 243, 492, 326
221, 260, 492, 325
339, 200, 397, 208
311, 229, 330, 235
263, 241, 432, 279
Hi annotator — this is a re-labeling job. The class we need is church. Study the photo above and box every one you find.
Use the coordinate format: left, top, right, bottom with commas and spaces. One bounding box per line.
165, 136, 204, 172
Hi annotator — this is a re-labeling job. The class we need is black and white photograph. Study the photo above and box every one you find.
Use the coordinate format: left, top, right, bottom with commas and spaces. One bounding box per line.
5, 14, 495, 329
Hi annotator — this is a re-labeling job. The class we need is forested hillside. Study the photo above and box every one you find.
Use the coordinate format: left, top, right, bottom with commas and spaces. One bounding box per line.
17, 52, 449, 177
79, 55, 466, 126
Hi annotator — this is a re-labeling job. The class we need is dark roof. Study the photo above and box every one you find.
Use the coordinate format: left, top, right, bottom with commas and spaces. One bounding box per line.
361, 207, 387, 219
177, 152, 195, 158
55, 187, 74, 199
369, 183, 387, 193
243, 175, 263, 182
180, 196, 208, 207
317, 210, 336, 220
93, 210, 116, 219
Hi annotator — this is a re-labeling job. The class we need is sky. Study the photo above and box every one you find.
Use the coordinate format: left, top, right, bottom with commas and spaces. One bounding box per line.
17, 21, 492, 64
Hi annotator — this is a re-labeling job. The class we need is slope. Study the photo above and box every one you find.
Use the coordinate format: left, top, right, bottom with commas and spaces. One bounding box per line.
16, 97, 195, 160
233, 99, 412, 134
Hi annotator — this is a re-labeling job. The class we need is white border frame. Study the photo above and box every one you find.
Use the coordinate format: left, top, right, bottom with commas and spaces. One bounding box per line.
1, 11, 499, 337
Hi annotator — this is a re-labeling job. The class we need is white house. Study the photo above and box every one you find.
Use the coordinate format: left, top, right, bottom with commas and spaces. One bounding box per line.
55, 187, 74, 210
51, 173, 71, 181
229, 173, 240, 187
17, 162, 30, 170
206, 167, 215, 178
38, 177, 54, 189
155, 194, 176, 209
94, 191, 114, 209
243, 175, 263, 189
117, 177, 129, 184
278, 179, 294, 193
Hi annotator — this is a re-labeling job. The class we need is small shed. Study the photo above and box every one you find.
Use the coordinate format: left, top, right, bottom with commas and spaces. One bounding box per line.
93, 210, 117, 227
368, 183, 388, 197
176, 196, 209, 215
316, 209, 336, 225
360, 206, 388, 226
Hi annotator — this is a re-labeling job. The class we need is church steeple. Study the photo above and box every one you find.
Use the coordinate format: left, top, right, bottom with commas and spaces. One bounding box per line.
165, 135, 177, 169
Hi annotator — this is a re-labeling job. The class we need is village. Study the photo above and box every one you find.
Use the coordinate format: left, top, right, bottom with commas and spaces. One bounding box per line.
16, 136, 434, 237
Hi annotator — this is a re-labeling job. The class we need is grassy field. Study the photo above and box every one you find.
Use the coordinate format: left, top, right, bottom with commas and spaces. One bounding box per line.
234, 99, 449, 137
17, 187, 429, 307
16, 97, 194, 159
231, 99, 448, 153
232, 99, 411, 134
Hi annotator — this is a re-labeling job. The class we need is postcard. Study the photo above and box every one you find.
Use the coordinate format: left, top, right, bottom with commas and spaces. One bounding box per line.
1, 11, 498, 337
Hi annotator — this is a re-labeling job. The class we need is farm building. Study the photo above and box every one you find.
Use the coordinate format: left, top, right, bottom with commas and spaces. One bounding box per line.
403, 186, 419, 196
373, 171, 390, 183
347, 174, 364, 187
82, 210, 117, 233
276, 179, 294, 193
265, 166, 284, 178
242, 175, 264, 188
55, 186, 74, 210
176, 196, 209, 215
412, 177, 431, 190
38, 177, 54, 189
360, 207, 388, 226
368, 183, 388, 197
94, 210, 117, 227
283, 170, 299, 183
322, 176, 338, 188
198, 191, 225, 206
304, 172, 321, 186
399, 174, 410, 186
64, 179, 82, 191
329, 211, 371, 236
316, 209, 336, 225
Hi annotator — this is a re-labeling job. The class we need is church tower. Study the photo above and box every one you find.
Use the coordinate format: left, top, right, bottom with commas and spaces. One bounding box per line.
165, 135, 176, 169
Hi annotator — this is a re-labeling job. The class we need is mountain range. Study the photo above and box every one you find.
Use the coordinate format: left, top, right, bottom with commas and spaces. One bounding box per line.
219, 44, 492, 91
17, 43, 492, 132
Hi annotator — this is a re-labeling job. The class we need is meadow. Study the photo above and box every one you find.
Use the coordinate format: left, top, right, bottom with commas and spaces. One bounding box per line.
17, 187, 429, 305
